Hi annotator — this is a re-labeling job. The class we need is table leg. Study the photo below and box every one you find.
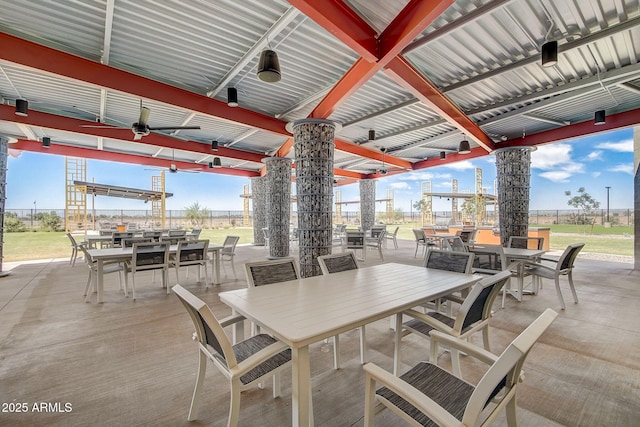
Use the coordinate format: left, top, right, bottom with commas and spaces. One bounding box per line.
97, 259, 104, 304
393, 314, 402, 375
292, 346, 312, 427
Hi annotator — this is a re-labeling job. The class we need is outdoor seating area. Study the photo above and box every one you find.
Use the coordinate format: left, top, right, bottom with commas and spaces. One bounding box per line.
1, 237, 638, 426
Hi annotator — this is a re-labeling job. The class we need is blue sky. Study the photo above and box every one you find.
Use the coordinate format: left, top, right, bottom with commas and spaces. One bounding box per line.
6, 128, 634, 212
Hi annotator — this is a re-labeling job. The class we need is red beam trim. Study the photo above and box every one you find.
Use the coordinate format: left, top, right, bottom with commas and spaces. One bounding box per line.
384, 56, 495, 152
287, 0, 378, 62
0, 105, 266, 164
412, 147, 487, 170
12, 139, 259, 177
274, 137, 295, 157
290, 162, 365, 179
378, 0, 455, 62
499, 108, 640, 148
0, 32, 287, 136
334, 138, 412, 170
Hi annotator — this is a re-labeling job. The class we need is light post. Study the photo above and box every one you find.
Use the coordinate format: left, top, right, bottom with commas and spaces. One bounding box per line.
605, 186, 611, 224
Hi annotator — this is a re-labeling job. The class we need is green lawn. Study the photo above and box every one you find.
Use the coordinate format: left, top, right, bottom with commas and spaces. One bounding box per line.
2, 224, 634, 263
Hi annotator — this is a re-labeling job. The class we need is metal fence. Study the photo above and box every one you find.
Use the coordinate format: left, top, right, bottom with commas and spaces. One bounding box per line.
5, 207, 634, 231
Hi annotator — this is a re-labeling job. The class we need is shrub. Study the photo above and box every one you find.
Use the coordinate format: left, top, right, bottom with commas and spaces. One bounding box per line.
5, 216, 27, 232
39, 211, 62, 232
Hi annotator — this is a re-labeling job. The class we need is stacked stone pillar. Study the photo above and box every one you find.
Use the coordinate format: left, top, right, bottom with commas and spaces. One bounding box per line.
495, 147, 532, 246
291, 119, 336, 278
359, 179, 376, 232
264, 157, 292, 259
250, 176, 267, 245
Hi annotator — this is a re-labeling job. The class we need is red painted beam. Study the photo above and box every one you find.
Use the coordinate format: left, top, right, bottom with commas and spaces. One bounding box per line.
0, 32, 288, 136
334, 138, 412, 170
0, 105, 266, 164
412, 147, 487, 170
287, 0, 378, 62
384, 56, 495, 152
499, 108, 640, 148
11, 139, 259, 177
379, 0, 454, 63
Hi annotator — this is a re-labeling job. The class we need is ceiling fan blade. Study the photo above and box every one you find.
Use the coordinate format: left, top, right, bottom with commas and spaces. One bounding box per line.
139, 106, 151, 127
133, 133, 143, 141
147, 126, 201, 131
80, 125, 130, 129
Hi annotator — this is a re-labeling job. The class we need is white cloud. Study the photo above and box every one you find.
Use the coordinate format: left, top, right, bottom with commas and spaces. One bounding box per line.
586, 150, 603, 161
608, 164, 634, 175
539, 171, 573, 182
595, 138, 633, 152
592, 171, 601, 178
400, 171, 451, 181
531, 143, 572, 170
443, 160, 475, 170
389, 182, 409, 190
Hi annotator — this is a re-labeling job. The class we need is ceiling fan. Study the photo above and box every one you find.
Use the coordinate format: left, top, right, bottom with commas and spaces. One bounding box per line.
82, 102, 200, 140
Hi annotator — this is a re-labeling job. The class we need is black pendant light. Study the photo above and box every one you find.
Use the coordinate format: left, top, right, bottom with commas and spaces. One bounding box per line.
368, 129, 376, 141
211, 140, 219, 151
257, 49, 281, 82
212, 157, 222, 168
227, 87, 238, 107
42, 137, 51, 148
541, 40, 558, 67
440, 151, 446, 160
458, 139, 471, 154
15, 99, 28, 116
594, 110, 606, 125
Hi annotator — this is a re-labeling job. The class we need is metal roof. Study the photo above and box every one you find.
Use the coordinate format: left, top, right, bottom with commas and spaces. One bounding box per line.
73, 181, 173, 202
1, 0, 638, 185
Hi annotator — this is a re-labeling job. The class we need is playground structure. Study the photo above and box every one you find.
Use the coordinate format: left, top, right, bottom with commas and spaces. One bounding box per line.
420, 168, 497, 226
334, 189, 394, 224
66, 157, 171, 233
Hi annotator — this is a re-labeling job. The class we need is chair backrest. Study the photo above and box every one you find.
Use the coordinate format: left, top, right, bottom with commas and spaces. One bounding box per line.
507, 236, 544, 250
189, 228, 202, 238
317, 252, 359, 275
262, 228, 269, 240
221, 235, 240, 255
456, 229, 476, 244
245, 257, 300, 287
345, 231, 365, 249
557, 243, 585, 273
112, 232, 135, 247
66, 232, 79, 248
131, 242, 169, 272
443, 236, 468, 252
460, 308, 558, 426
169, 229, 187, 237
421, 226, 436, 235
455, 270, 512, 332
370, 225, 386, 238
122, 237, 154, 248
412, 228, 426, 242
172, 284, 237, 370
425, 249, 474, 274
473, 244, 507, 271
175, 239, 209, 266
387, 226, 399, 237
142, 230, 162, 242
79, 244, 93, 265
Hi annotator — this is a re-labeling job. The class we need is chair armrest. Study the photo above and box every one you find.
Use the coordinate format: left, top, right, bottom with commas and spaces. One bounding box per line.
230, 340, 290, 377
440, 294, 465, 305
363, 363, 461, 427
403, 309, 456, 335
430, 330, 498, 366
472, 267, 500, 275
219, 313, 246, 327
521, 261, 555, 273
538, 256, 559, 264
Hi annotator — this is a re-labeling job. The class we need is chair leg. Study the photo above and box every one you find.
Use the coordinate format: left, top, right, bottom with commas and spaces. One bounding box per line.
187, 351, 207, 421
83, 271, 92, 299
505, 394, 518, 427
228, 381, 242, 427
272, 373, 281, 398
482, 326, 491, 351
568, 272, 579, 304
164, 268, 170, 295
230, 256, 237, 279
131, 273, 136, 301
202, 263, 210, 287
333, 335, 340, 370
555, 277, 566, 310
451, 348, 462, 378
364, 372, 377, 427
414, 244, 418, 257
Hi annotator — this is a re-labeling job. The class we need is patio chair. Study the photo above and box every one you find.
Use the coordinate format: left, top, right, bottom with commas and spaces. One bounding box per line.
442, 235, 468, 252
385, 226, 400, 249
261, 228, 269, 251
220, 235, 240, 279
317, 252, 365, 368
365, 229, 386, 261
187, 228, 202, 240
79, 244, 123, 302
424, 249, 474, 274
162, 229, 188, 245
412, 228, 434, 258
344, 230, 366, 261
456, 228, 477, 247
507, 236, 544, 250
365, 308, 558, 427
111, 231, 134, 248
122, 236, 154, 248
172, 239, 210, 287
172, 284, 291, 425
124, 241, 170, 301
394, 270, 512, 376
66, 232, 85, 266
521, 242, 585, 310
142, 230, 163, 242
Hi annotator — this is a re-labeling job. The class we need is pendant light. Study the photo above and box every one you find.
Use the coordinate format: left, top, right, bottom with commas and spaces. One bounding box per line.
458, 139, 471, 154
541, 40, 558, 67
594, 110, 606, 125
368, 129, 376, 141
440, 151, 446, 160
42, 137, 51, 148
212, 157, 222, 168
227, 87, 238, 107
15, 99, 28, 116
211, 140, 219, 151
257, 49, 281, 82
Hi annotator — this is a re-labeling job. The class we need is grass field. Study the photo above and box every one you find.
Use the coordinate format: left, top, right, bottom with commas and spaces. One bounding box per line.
2, 224, 634, 263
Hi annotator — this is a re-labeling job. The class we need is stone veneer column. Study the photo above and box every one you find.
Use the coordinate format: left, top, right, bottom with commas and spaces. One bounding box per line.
359, 179, 376, 232
250, 176, 267, 245
495, 147, 532, 247
291, 119, 336, 278
0, 137, 7, 274
264, 157, 292, 259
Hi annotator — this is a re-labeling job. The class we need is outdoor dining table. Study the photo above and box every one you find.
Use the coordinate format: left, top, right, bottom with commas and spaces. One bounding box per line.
219, 262, 482, 427
86, 243, 223, 303
471, 245, 546, 301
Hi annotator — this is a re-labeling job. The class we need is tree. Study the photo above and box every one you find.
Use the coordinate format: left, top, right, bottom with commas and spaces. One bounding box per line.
565, 187, 600, 234
412, 199, 431, 225
184, 202, 209, 227
39, 211, 62, 232
5, 212, 27, 232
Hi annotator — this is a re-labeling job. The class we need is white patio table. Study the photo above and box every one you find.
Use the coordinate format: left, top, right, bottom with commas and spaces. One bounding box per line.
219, 262, 482, 427
86, 244, 223, 303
